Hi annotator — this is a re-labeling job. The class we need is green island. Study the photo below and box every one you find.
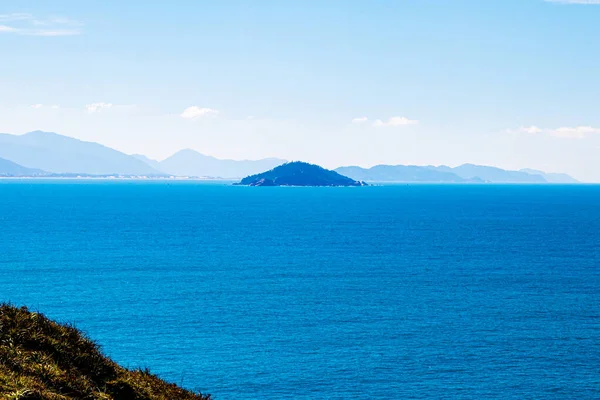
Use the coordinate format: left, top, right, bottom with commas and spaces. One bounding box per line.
0, 304, 211, 400
237, 161, 367, 187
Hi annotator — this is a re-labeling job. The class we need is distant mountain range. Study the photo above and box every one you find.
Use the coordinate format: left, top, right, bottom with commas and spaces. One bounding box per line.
0, 131, 285, 178
335, 165, 483, 183
336, 164, 577, 184
0, 157, 46, 177
519, 169, 579, 184
0, 131, 580, 183
432, 164, 546, 183
131, 154, 162, 170
151, 149, 286, 178
0, 131, 161, 176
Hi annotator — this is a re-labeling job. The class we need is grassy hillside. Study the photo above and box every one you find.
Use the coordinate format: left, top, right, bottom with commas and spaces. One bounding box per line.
0, 304, 211, 400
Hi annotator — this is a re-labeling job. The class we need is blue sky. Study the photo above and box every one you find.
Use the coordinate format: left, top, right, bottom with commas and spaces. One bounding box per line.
1, 0, 599, 180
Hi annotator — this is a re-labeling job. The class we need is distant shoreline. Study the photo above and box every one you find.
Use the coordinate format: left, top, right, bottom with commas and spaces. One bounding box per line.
0, 176, 235, 181
0, 177, 592, 184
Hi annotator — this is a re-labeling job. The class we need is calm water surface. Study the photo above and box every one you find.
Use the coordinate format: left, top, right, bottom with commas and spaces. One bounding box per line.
1, 181, 599, 399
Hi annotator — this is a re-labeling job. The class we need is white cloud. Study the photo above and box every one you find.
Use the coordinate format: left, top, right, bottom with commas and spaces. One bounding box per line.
85, 103, 113, 113
29, 29, 81, 37
373, 116, 419, 127
515, 126, 543, 134
511, 125, 600, 139
0, 13, 33, 22
551, 126, 600, 139
29, 104, 60, 110
351, 117, 369, 124
0, 13, 82, 36
0, 25, 18, 33
180, 106, 219, 120
545, 0, 600, 3
32, 17, 83, 27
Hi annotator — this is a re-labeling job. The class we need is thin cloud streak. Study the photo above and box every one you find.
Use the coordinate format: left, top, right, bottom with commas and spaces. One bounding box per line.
0, 13, 82, 36
85, 103, 114, 113
351, 117, 368, 124
0, 13, 33, 22
373, 116, 419, 127
0, 25, 17, 32
30, 30, 81, 37
180, 106, 219, 120
511, 125, 600, 139
545, 0, 600, 4
30, 104, 60, 109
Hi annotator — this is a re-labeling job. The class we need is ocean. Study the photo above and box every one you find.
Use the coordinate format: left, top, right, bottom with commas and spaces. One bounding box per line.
1, 181, 599, 399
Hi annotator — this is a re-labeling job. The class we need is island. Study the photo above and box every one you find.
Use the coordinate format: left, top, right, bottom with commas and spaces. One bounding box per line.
236, 161, 367, 187
0, 304, 211, 400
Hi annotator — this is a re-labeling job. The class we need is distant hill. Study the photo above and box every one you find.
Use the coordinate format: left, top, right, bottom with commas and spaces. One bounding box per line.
239, 161, 366, 186
0, 304, 211, 400
159, 149, 286, 178
520, 168, 579, 184
0, 131, 163, 176
335, 164, 571, 183
0, 157, 47, 176
431, 164, 547, 183
0, 131, 580, 182
131, 153, 163, 170
335, 165, 481, 183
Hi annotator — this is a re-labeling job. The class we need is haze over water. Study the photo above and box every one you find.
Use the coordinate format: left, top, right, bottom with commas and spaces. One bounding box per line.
1, 181, 599, 399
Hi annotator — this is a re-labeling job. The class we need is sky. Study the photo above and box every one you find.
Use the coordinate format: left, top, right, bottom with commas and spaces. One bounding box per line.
1, 0, 599, 181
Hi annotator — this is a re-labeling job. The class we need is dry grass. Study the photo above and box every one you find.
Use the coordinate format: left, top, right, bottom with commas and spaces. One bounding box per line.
0, 304, 211, 400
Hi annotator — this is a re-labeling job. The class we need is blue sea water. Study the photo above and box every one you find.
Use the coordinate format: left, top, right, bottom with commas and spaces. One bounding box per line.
1, 181, 599, 399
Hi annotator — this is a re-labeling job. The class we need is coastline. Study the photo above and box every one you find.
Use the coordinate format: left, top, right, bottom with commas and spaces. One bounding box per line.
0, 177, 592, 185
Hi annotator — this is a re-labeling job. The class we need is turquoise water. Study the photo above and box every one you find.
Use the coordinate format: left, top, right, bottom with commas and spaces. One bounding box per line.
1, 181, 599, 399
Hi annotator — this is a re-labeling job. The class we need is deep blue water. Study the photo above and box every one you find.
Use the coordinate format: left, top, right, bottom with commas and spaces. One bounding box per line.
1, 181, 599, 399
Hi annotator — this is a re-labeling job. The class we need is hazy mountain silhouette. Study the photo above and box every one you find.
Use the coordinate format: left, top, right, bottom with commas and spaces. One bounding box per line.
335, 164, 573, 183
0, 131, 163, 176
131, 154, 162, 170
0, 131, 579, 182
335, 165, 481, 183
0, 157, 47, 176
239, 161, 366, 186
430, 164, 547, 183
158, 149, 286, 178
520, 168, 578, 184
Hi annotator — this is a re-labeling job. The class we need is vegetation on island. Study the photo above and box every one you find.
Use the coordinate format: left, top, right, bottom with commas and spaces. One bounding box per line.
238, 161, 367, 186
0, 304, 210, 400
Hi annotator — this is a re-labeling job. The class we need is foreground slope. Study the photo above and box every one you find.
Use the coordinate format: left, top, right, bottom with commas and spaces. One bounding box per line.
0, 304, 210, 400
0, 131, 163, 176
0, 157, 47, 177
239, 161, 366, 186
